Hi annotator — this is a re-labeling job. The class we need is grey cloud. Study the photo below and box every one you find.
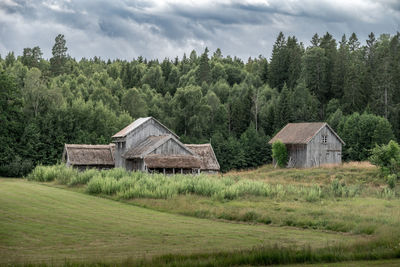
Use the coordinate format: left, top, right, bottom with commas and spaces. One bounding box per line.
0, 0, 399, 61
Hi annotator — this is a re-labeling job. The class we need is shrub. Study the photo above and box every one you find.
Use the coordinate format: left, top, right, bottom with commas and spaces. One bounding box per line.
0, 156, 33, 177
27, 164, 77, 183
272, 140, 288, 168
387, 174, 397, 189
370, 140, 400, 188
370, 140, 400, 174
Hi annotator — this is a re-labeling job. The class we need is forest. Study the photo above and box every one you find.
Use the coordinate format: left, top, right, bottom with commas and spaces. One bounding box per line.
1, 32, 399, 176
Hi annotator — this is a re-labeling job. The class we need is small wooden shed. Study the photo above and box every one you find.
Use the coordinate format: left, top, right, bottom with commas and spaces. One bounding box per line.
62, 144, 115, 170
268, 122, 345, 168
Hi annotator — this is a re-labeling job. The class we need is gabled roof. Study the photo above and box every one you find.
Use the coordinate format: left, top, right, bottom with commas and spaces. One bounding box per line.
122, 134, 193, 159
185, 144, 220, 171
144, 154, 201, 169
112, 117, 179, 139
63, 144, 115, 166
268, 122, 345, 145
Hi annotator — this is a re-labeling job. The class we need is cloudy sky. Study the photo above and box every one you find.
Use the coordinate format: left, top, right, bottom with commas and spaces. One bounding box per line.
0, 0, 399, 61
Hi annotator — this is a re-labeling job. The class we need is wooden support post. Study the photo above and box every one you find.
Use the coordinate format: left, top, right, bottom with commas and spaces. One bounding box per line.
181, 168, 183, 174
173, 168, 175, 174
197, 169, 200, 175
163, 168, 166, 175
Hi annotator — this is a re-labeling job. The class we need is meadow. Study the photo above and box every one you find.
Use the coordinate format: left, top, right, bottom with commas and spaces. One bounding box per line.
2, 163, 400, 265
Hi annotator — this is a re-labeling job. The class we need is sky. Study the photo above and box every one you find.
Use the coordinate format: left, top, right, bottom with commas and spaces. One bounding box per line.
0, 0, 399, 61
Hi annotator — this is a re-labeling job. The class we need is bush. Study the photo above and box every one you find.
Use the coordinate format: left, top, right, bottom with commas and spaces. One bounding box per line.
0, 156, 33, 177
370, 140, 400, 188
272, 140, 288, 168
27, 164, 74, 182
387, 174, 397, 189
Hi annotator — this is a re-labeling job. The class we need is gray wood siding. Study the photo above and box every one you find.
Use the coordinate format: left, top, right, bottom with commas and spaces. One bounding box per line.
306, 126, 342, 167
125, 159, 145, 171
114, 118, 173, 168
287, 144, 307, 168
126, 119, 171, 149
150, 139, 191, 155
114, 142, 126, 168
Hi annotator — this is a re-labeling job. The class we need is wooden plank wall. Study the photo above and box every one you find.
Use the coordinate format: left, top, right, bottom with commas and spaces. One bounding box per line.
151, 139, 191, 155
306, 126, 342, 167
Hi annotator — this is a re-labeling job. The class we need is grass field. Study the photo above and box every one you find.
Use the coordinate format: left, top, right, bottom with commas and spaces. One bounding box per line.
3, 163, 400, 266
0, 178, 363, 265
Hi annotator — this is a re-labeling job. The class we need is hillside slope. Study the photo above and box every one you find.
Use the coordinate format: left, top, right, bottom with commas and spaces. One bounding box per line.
0, 178, 363, 265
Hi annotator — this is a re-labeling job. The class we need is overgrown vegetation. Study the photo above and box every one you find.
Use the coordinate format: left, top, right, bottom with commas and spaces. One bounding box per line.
272, 140, 288, 167
2, 32, 400, 175
370, 140, 400, 188
26, 164, 399, 235
27, 165, 395, 203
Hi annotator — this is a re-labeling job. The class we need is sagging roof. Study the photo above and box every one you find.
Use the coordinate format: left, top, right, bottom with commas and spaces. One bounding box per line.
185, 144, 220, 171
122, 134, 194, 159
63, 144, 115, 166
268, 122, 345, 145
144, 154, 201, 169
112, 117, 179, 139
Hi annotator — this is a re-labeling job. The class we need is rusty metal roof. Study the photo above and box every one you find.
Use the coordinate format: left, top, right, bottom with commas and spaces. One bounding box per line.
268, 122, 344, 145
185, 144, 220, 171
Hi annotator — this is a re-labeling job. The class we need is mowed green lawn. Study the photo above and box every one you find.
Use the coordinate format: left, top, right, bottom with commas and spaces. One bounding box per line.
0, 178, 365, 265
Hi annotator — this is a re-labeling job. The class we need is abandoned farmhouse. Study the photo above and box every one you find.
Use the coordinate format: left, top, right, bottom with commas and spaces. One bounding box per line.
63, 117, 220, 174
63, 118, 344, 172
269, 122, 345, 168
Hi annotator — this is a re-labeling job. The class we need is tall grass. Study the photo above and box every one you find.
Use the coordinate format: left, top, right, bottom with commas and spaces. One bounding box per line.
27, 165, 397, 201
26, 164, 79, 183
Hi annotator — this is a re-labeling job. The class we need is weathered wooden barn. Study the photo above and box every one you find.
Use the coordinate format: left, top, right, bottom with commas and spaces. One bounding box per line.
62, 117, 218, 174
269, 122, 345, 168
63, 117, 220, 173
62, 144, 115, 170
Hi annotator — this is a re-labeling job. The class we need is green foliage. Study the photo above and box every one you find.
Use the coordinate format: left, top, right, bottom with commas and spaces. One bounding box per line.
338, 112, 394, 161
27, 164, 78, 183
272, 140, 288, 168
26, 165, 376, 202
370, 140, 400, 173
370, 140, 400, 188
50, 34, 68, 76
2, 32, 400, 175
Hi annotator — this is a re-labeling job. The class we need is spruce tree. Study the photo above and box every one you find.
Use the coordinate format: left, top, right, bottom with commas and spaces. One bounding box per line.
50, 34, 68, 76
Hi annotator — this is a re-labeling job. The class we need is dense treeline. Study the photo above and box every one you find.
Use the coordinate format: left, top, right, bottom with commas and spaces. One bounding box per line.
1, 32, 399, 175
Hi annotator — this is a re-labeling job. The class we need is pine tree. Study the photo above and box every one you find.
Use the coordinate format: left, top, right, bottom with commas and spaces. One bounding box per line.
269, 32, 288, 91
197, 47, 211, 84
50, 34, 68, 76
331, 35, 349, 100
274, 83, 292, 129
